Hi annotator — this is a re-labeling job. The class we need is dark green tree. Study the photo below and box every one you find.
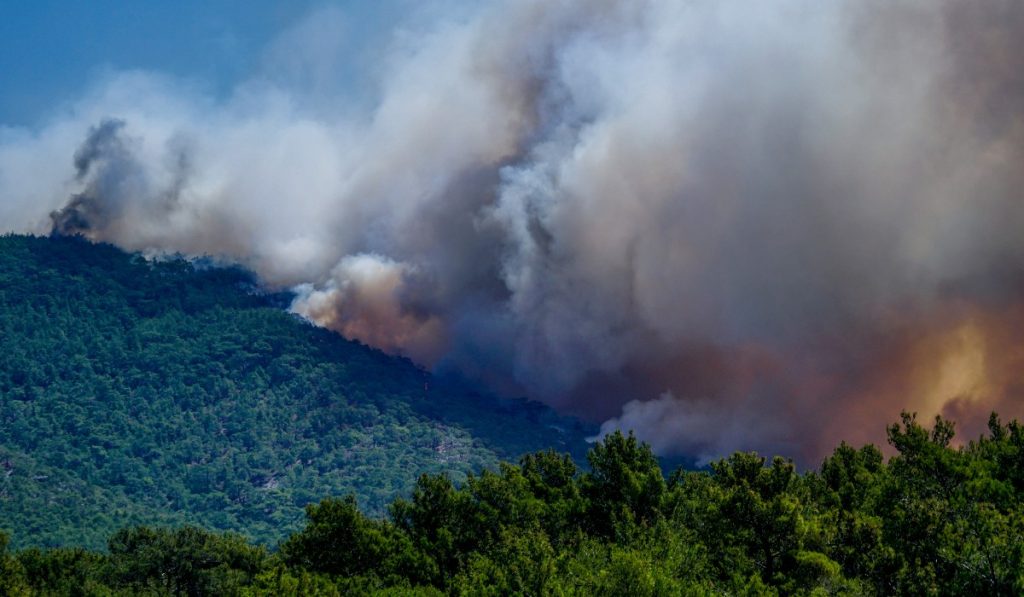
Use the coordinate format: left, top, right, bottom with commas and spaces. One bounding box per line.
581, 431, 666, 538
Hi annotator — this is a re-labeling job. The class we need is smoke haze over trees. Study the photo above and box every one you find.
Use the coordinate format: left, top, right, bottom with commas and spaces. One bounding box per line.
2, 0, 1024, 462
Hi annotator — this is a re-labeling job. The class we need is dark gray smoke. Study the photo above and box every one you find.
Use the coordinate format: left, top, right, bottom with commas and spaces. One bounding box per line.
51, 118, 130, 235
2, 0, 1024, 463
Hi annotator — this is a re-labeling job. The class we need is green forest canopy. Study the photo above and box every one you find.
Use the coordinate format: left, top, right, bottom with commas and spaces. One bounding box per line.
0, 234, 591, 550
2, 414, 1023, 595
1, 235, 1022, 595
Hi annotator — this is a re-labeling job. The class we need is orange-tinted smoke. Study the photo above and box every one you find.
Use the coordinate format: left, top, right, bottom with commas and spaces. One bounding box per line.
822, 298, 1024, 456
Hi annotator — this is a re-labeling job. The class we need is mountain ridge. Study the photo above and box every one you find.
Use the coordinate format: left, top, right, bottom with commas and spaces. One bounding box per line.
0, 234, 592, 549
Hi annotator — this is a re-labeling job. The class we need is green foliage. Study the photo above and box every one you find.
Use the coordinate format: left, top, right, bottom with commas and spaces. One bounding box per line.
6, 412, 1024, 595
582, 431, 665, 539
279, 496, 388, 577
0, 234, 591, 550
104, 526, 266, 596
0, 532, 30, 597
3, 236, 1024, 595
16, 545, 107, 596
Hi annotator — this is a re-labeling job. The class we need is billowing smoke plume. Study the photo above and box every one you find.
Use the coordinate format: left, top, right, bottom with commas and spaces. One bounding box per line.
2, 0, 1023, 463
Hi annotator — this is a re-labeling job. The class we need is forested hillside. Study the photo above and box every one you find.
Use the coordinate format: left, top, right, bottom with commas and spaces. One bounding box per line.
2, 415, 1023, 595
0, 234, 591, 550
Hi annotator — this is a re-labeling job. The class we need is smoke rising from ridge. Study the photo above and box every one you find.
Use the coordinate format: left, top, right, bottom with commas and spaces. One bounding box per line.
2, 0, 1024, 463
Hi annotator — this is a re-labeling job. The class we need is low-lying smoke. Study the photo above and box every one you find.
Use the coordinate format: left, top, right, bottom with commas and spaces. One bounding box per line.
2, 0, 1023, 463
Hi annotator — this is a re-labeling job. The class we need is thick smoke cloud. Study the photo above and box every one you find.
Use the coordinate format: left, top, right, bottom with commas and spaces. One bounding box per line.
2, 0, 1023, 463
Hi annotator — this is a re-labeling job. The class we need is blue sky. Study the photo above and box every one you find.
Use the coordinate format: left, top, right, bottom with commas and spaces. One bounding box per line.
0, 1, 405, 126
